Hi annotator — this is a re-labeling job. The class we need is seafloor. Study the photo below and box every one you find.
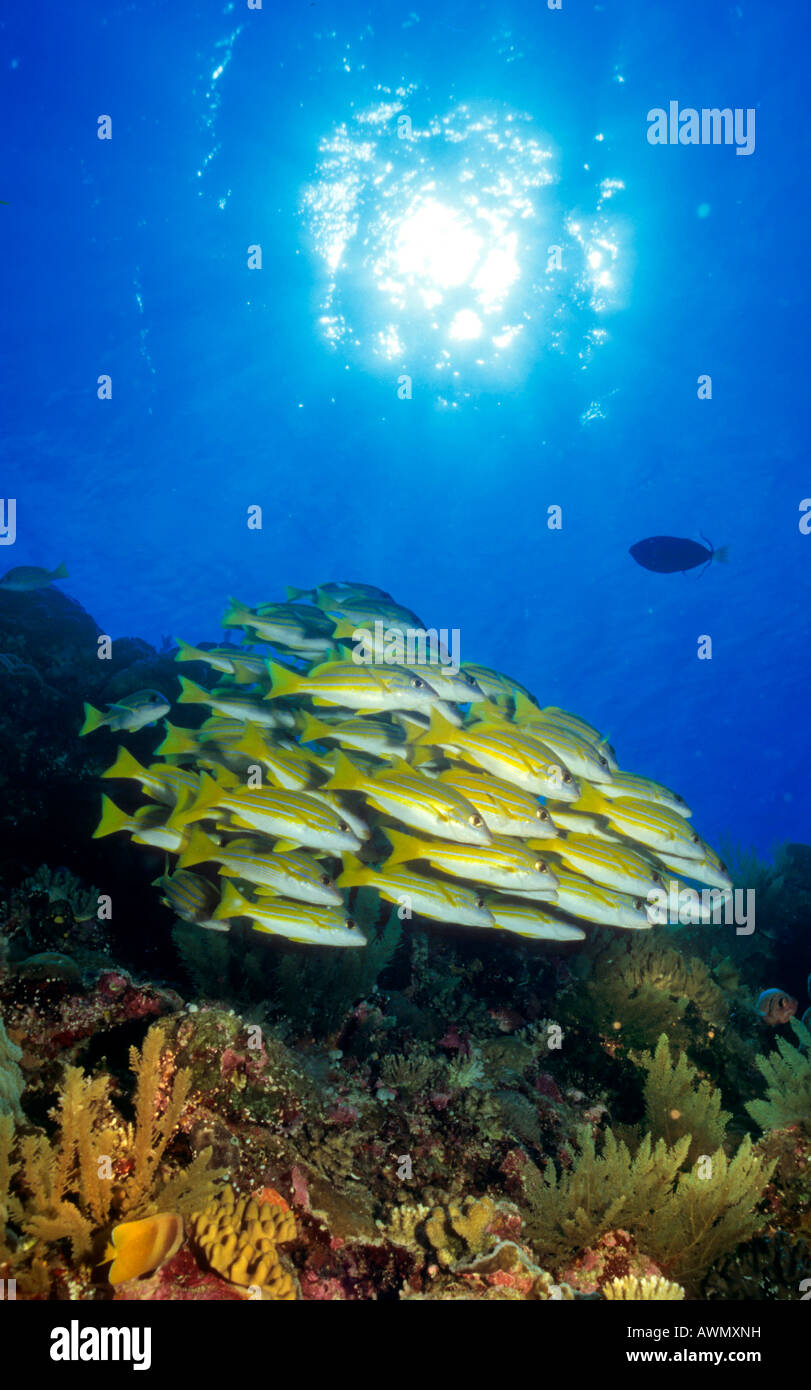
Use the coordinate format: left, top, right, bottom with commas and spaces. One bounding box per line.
0, 586, 808, 1302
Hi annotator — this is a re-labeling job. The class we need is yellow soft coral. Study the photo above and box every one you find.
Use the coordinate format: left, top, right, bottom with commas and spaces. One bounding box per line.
191, 1185, 297, 1300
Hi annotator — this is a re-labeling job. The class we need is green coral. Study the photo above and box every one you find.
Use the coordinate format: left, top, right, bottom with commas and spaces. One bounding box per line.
745, 1020, 811, 1134
0, 1016, 24, 1119
635, 1034, 731, 1165
582, 932, 728, 1052
525, 1126, 775, 1285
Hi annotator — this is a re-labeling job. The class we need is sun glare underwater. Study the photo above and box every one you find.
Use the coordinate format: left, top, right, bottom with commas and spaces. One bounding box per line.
302, 91, 627, 397
0, 0, 809, 1320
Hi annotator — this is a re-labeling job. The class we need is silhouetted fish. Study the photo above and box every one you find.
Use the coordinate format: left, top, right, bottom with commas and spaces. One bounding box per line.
629, 536, 728, 574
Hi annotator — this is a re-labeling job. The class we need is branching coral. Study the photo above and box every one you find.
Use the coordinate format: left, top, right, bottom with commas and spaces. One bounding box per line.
603, 1274, 684, 1300
423, 1195, 497, 1268
524, 1126, 775, 1284
745, 1020, 811, 1134
0, 1023, 225, 1287
0, 1015, 24, 1119
583, 933, 728, 1053
634, 1034, 731, 1166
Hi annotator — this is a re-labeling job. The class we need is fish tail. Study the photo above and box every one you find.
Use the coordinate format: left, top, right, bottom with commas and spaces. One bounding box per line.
714, 545, 730, 564
285, 585, 310, 601
413, 705, 459, 749
335, 853, 371, 888
154, 720, 198, 756
176, 676, 212, 706
329, 618, 359, 642
221, 596, 253, 628
166, 770, 221, 832
101, 745, 148, 783
92, 794, 132, 839
212, 881, 248, 921
321, 750, 363, 791
52, 561, 68, 580
79, 702, 105, 736
382, 828, 421, 867
174, 637, 204, 664
265, 659, 305, 701
177, 826, 218, 869
299, 712, 332, 745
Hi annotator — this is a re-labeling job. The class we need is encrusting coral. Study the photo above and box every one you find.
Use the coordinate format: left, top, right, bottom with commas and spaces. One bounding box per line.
190, 1184, 297, 1299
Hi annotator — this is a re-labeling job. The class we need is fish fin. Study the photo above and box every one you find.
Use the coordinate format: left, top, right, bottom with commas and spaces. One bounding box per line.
52, 561, 68, 580
92, 794, 132, 839
167, 770, 221, 831
285, 585, 309, 601
382, 828, 423, 867
321, 750, 363, 792
212, 881, 248, 921
154, 720, 198, 757
272, 838, 302, 853
221, 596, 252, 628
177, 826, 219, 869
174, 637, 206, 664
298, 712, 332, 745
232, 722, 268, 762
335, 853, 371, 888
264, 659, 305, 700
571, 783, 609, 814
176, 675, 213, 706
413, 705, 461, 749
79, 702, 105, 736
328, 617, 360, 642
714, 545, 730, 564
101, 745, 148, 783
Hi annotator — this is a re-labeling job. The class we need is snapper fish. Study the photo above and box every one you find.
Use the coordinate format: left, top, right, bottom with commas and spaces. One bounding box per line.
152, 867, 224, 931
323, 751, 492, 846
416, 707, 581, 801
177, 676, 283, 727
212, 881, 366, 948
92, 797, 186, 852
298, 710, 408, 760
481, 895, 586, 942
173, 771, 365, 854
265, 659, 443, 714
516, 869, 652, 931
383, 828, 558, 896
178, 827, 343, 907
101, 746, 200, 805
435, 767, 557, 839
0, 561, 68, 591
337, 854, 495, 930
80, 689, 171, 736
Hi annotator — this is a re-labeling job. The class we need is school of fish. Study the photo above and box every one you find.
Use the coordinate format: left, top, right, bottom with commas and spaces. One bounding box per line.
87, 581, 733, 949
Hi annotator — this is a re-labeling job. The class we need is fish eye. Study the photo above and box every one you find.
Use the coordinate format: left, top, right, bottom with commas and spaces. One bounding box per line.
339, 821, 350, 832
410, 676, 425, 688
469, 813, 483, 827
537, 808, 549, 821
562, 773, 572, 784
719, 860, 728, 873
475, 895, 485, 908
346, 918, 356, 930
676, 794, 685, 804
691, 832, 700, 844
599, 756, 609, 768
652, 873, 663, 886
633, 898, 643, 911
534, 859, 548, 873
320, 873, 331, 885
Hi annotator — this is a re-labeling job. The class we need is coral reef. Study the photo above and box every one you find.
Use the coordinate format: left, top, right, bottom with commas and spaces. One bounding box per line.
190, 1185, 297, 1299
603, 1273, 685, 1300
745, 1019, 811, 1134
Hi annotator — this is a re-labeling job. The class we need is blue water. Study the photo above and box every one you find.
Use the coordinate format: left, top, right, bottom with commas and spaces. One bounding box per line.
1, 0, 808, 855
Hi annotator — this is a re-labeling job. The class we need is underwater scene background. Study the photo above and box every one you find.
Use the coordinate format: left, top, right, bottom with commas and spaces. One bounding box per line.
0, 0, 809, 1313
